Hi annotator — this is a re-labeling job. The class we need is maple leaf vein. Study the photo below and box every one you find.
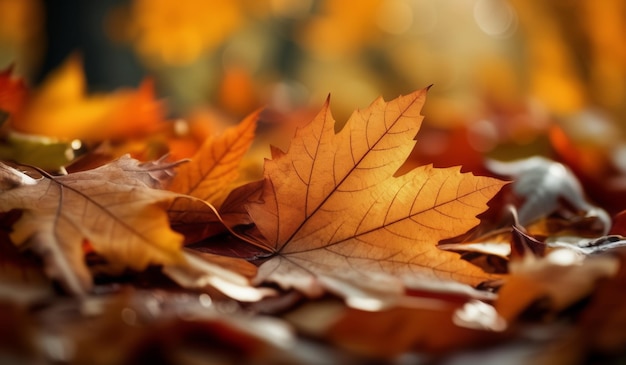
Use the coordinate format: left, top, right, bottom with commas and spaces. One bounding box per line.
275, 93, 423, 254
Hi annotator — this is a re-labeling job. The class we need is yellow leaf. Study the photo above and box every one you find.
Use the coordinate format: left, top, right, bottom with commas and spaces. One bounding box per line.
245, 88, 506, 306
125, 0, 243, 65
10, 56, 166, 141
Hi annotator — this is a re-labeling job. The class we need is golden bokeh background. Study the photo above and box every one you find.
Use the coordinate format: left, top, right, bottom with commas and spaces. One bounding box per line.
1, 0, 625, 152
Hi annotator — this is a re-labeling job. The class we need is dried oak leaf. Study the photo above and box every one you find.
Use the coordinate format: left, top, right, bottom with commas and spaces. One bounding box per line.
0, 155, 185, 295
246, 88, 506, 308
486, 156, 611, 234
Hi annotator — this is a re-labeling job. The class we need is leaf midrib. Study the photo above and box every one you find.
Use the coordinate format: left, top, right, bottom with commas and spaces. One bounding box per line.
276, 93, 422, 254
45, 173, 176, 256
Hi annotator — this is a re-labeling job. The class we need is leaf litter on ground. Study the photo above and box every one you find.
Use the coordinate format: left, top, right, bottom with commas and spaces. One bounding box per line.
2, 81, 626, 363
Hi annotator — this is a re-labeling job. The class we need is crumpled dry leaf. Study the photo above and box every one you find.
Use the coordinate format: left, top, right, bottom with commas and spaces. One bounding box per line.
1, 154, 270, 301
285, 297, 504, 358
164, 249, 274, 302
440, 215, 615, 270
545, 234, 626, 255
550, 124, 626, 217
244, 88, 505, 309
0, 155, 185, 295
486, 156, 611, 234
495, 247, 619, 321
439, 227, 513, 261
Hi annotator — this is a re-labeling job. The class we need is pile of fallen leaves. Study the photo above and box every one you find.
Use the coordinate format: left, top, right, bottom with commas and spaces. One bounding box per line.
2, 62, 626, 365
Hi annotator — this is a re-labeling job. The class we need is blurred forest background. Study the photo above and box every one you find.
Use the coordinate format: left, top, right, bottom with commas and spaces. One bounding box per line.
1, 0, 625, 161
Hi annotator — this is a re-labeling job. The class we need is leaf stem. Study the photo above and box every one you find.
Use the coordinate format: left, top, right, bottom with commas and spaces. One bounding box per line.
170, 195, 275, 255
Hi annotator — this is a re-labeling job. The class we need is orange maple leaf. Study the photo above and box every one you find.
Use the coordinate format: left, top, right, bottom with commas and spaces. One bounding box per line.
244, 88, 506, 307
167, 110, 257, 242
10, 56, 165, 141
167, 110, 257, 206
